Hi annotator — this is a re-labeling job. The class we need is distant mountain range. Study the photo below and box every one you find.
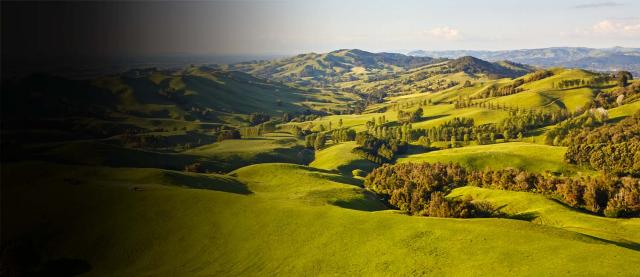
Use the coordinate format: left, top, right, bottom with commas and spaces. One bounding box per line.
407, 47, 640, 75
227, 49, 529, 88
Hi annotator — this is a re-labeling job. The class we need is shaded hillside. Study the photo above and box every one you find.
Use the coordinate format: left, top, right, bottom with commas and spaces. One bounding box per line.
333, 55, 531, 98
228, 49, 442, 85
448, 56, 530, 78
1, 67, 354, 125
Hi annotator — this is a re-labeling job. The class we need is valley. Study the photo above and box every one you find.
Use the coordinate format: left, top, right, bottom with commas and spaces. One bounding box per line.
2, 49, 639, 275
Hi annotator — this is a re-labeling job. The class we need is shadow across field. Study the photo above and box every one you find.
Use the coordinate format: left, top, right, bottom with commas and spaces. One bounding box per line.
332, 191, 388, 212
163, 171, 252, 195
580, 233, 640, 252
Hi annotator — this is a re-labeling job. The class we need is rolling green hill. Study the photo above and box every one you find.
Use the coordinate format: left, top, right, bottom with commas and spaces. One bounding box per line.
309, 141, 377, 175
3, 162, 639, 275
3, 50, 640, 276
449, 186, 640, 246
228, 49, 440, 85
1, 68, 357, 129
17, 133, 312, 173
398, 142, 593, 175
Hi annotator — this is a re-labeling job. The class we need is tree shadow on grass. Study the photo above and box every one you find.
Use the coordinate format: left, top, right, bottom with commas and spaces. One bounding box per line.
419, 114, 450, 122
164, 171, 252, 195
493, 204, 539, 222
329, 190, 388, 212
578, 233, 640, 252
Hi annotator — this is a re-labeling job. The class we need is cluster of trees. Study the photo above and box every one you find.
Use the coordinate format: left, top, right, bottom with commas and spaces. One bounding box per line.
563, 111, 640, 175
594, 80, 640, 109
525, 70, 554, 83
365, 115, 387, 129
417, 117, 477, 144
554, 79, 586, 89
248, 113, 270, 125
455, 98, 573, 137
566, 142, 640, 175
545, 108, 610, 146
499, 109, 568, 138
282, 110, 327, 123
305, 132, 327, 150
216, 129, 241, 142
279, 125, 309, 138
475, 81, 524, 99
397, 107, 423, 123
352, 132, 407, 164
615, 71, 633, 87
330, 128, 356, 143
365, 162, 640, 218
453, 97, 512, 112
362, 162, 499, 217
366, 121, 415, 143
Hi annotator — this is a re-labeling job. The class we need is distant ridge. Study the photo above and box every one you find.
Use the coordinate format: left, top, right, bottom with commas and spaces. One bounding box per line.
408, 47, 640, 74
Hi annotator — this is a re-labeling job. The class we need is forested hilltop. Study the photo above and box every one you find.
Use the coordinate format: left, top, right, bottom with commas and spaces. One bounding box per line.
2, 49, 640, 275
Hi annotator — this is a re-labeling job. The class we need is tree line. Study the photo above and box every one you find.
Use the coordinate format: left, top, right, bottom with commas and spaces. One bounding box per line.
352, 132, 407, 164
365, 162, 640, 218
562, 111, 640, 175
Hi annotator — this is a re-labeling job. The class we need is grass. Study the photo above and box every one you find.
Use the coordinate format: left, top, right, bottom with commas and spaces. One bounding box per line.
309, 141, 377, 175
22, 133, 312, 173
449, 186, 640, 247
608, 100, 640, 122
4, 62, 640, 275
3, 161, 640, 276
186, 133, 313, 171
398, 142, 594, 175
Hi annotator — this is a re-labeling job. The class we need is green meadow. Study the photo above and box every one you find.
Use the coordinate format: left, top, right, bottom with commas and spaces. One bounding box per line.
2, 50, 639, 275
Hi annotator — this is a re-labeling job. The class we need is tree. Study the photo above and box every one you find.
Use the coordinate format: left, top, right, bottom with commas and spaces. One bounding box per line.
418, 136, 431, 148
249, 113, 270, 126
305, 134, 316, 148
411, 108, 423, 122
314, 133, 326, 150
617, 71, 632, 87
503, 130, 510, 142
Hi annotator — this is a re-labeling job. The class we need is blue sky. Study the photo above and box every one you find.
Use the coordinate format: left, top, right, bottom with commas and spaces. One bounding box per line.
5, 1, 639, 57
213, 0, 639, 54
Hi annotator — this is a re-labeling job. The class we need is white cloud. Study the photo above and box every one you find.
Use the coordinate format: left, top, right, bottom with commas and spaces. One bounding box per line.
591, 19, 640, 35
425, 26, 460, 40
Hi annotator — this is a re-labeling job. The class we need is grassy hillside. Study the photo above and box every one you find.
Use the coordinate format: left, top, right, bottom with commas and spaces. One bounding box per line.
309, 141, 377, 175
228, 49, 439, 86
1, 68, 358, 129
449, 186, 640, 246
3, 162, 639, 275
398, 142, 593, 175
608, 100, 640, 121
20, 133, 312, 173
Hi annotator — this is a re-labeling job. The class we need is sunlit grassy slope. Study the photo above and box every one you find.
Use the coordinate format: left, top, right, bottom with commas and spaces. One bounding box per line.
309, 141, 377, 175
449, 186, 640, 246
3, 162, 640, 276
398, 142, 593, 175
608, 100, 640, 121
